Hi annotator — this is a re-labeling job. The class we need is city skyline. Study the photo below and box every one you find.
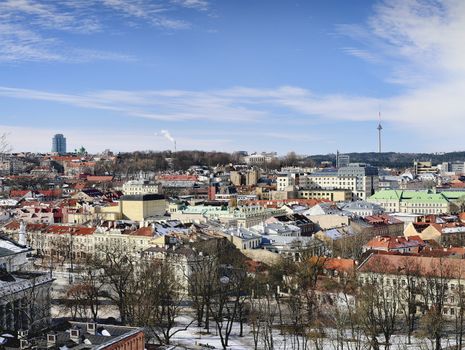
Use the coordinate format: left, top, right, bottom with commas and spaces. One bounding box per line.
1, 0, 464, 154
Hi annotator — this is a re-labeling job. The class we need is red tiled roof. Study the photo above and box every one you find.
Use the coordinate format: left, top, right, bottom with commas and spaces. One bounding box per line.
51, 156, 81, 162
9, 189, 62, 198
66, 161, 96, 168
46, 225, 96, 235
322, 257, 356, 274
158, 175, 198, 181
420, 247, 465, 258
364, 214, 403, 225
3, 220, 47, 232
74, 182, 87, 190
359, 254, 465, 279
365, 235, 425, 251
243, 199, 330, 208
9, 190, 29, 197
459, 212, 465, 223
59, 199, 79, 207
130, 227, 153, 237
19, 201, 41, 207
86, 175, 114, 182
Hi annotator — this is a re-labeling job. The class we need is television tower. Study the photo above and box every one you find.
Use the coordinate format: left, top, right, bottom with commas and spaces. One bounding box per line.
377, 111, 383, 153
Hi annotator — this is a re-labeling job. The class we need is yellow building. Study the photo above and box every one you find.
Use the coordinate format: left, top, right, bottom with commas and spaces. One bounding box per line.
404, 222, 442, 242
120, 194, 167, 221
297, 189, 352, 202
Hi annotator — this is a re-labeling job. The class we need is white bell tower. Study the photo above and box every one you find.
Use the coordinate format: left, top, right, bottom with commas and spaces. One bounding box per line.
18, 221, 27, 246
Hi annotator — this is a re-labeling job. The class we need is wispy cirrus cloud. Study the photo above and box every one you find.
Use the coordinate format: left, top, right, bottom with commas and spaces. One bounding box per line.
0, 0, 210, 63
171, 0, 209, 11
1, 74, 465, 147
339, 0, 465, 85
341, 47, 380, 63
329, 0, 465, 144
101, 0, 190, 29
0, 0, 101, 33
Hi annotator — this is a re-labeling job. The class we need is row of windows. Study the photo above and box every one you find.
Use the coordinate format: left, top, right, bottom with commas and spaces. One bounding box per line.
360, 275, 465, 293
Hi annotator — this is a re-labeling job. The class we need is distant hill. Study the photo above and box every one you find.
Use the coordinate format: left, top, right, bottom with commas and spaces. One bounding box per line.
306, 151, 465, 169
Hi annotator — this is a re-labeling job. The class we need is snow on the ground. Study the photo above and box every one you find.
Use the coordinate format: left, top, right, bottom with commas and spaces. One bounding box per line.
167, 317, 459, 350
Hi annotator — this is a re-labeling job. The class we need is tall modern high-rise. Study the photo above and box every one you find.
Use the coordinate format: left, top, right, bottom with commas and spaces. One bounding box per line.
52, 134, 67, 154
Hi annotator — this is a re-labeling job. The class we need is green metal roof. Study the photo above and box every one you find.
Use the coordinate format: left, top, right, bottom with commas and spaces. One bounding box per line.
400, 192, 448, 203
440, 191, 465, 201
369, 190, 453, 203
368, 190, 402, 201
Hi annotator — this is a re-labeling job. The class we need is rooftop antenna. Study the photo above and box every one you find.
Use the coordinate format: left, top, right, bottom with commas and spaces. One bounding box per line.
377, 111, 383, 154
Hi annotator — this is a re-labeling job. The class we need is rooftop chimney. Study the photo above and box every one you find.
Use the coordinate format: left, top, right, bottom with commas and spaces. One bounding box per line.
70, 328, 81, 343
86, 323, 96, 335
47, 334, 57, 347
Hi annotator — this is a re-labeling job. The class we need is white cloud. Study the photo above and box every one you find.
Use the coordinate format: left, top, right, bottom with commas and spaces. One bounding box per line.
172, 0, 209, 11
2, 0, 465, 152
331, 0, 465, 140
101, 0, 190, 29
341, 47, 379, 63
0, 0, 208, 62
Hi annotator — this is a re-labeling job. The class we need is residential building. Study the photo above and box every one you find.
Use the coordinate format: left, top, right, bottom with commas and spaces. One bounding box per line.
276, 174, 295, 192
297, 189, 352, 202
413, 160, 437, 175
261, 235, 326, 261
246, 169, 260, 186
336, 153, 350, 168
244, 152, 277, 165
357, 254, 465, 318
0, 234, 53, 332
337, 163, 379, 200
350, 215, 404, 237
404, 222, 442, 242
169, 203, 285, 228
230, 171, 242, 187
451, 161, 465, 175
303, 203, 350, 230
368, 190, 459, 214
122, 180, 160, 195
339, 200, 385, 217
230, 169, 260, 187
314, 227, 356, 254
300, 163, 379, 200
403, 217, 465, 245
362, 235, 426, 254
270, 213, 316, 236
2, 221, 169, 262
23, 322, 144, 350
220, 227, 262, 250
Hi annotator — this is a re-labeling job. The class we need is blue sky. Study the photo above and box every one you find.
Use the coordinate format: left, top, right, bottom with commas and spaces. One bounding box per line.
1, 0, 464, 154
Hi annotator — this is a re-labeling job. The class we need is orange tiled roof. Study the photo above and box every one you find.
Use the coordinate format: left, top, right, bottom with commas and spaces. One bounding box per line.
243, 199, 329, 208
3, 220, 48, 232
364, 214, 403, 225
46, 225, 95, 235
459, 212, 465, 223
66, 161, 96, 168
322, 257, 356, 274
130, 227, 153, 237
365, 235, 425, 250
86, 175, 114, 182
359, 254, 465, 279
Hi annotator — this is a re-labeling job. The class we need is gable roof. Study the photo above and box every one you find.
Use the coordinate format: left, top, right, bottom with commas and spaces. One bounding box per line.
358, 254, 465, 279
